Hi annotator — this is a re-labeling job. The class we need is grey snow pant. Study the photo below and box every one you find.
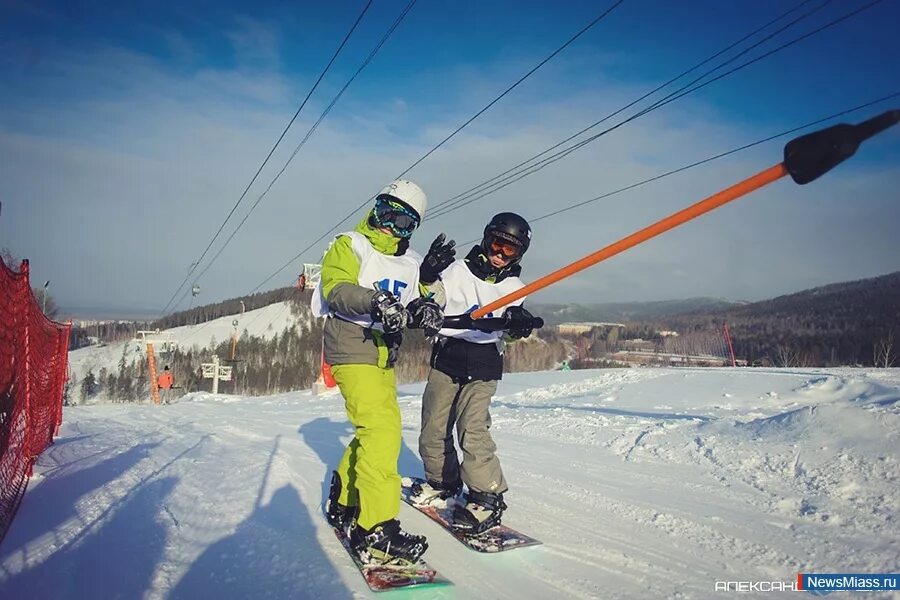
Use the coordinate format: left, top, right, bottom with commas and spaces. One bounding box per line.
419, 368, 508, 494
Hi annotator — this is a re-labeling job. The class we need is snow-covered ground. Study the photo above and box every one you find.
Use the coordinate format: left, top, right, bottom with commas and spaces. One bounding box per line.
1, 367, 898, 599
68, 301, 300, 394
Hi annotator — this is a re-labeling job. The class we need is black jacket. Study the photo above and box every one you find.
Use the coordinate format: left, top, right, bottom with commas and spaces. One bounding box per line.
431, 336, 504, 382
430, 246, 520, 382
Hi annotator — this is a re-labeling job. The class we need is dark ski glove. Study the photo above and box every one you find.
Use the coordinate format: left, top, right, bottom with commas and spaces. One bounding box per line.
370, 290, 408, 334
419, 234, 456, 284
503, 305, 535, 340
406, 297, 444, 337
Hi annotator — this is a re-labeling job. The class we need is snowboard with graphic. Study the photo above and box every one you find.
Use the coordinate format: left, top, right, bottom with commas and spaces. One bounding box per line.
401, 477, 542, 553
332, 525, 452, 592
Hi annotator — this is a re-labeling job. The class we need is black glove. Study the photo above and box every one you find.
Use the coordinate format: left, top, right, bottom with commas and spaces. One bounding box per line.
503, 305, 535, 340
406, 297, 444, 337
419, 234, 456, 284
370, 290, 408, 334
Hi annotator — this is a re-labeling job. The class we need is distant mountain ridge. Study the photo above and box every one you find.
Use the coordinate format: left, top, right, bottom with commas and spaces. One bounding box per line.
75, 271, 897, 367
532, 297, 745, 325
706, 271, 900, 320
660, 271, 899, 366
61, 306, 161, 321
533, 272, 899, 326
77, 271, 898, 332
533, 271, 899, 366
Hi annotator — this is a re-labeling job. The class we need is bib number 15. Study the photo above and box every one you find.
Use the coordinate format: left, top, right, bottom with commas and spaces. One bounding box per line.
376, 279, 408, 297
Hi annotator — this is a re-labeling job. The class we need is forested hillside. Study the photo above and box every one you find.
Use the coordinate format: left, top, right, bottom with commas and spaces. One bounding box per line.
71, 290, 568, 404
650, 272, 899, 366
532, 297, 742, 325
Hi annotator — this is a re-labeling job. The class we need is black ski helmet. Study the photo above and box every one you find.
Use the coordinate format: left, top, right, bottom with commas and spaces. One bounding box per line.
481, 212, 531, 263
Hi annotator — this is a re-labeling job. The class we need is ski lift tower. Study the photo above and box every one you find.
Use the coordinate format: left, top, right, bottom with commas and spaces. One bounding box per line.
298, 263, 321, 292
201, 355, 233, 394
134, 329, 178, 405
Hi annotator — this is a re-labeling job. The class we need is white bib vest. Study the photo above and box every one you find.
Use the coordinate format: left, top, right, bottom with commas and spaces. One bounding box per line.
438, 259, 525, 343
312, 231, 422, 331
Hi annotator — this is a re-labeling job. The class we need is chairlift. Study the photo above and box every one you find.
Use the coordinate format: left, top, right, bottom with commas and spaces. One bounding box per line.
191, 284, 200, 297
222, 352, 245, 365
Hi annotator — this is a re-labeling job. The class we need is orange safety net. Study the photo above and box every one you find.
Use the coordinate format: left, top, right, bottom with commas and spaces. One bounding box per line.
0, 258, 70, 543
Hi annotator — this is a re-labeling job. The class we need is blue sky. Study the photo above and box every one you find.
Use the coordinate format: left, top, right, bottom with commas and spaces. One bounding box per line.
2, 0, 899, 315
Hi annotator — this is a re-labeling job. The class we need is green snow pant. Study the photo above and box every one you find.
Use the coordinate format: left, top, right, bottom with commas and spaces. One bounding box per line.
331, 363, 401, 530
419, 368, 507, 494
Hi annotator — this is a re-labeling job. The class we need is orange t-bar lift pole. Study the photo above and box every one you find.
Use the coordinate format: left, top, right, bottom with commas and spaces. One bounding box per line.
473, 163, 786, 318
470, 109, 899, 321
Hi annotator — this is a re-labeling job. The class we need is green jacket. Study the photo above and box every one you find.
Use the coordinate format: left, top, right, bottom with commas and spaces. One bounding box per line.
320, 216, 416, 368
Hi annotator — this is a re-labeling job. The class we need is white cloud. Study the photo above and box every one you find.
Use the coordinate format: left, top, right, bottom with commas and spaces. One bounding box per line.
224, 16, 282, 69
1, 40, 898, 314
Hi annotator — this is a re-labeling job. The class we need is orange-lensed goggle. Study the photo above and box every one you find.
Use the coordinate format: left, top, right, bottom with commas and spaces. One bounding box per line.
488, 237, 521, 259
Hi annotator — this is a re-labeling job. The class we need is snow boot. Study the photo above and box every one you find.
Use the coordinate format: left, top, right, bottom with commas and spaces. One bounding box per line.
452, 490, 507, 535
349, 519, 428, 564
325, 471, 356, 530
409, 478, 462, 505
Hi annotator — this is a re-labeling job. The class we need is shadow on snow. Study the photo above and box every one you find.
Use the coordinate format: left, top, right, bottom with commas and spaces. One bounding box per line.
170, 483, 350, 599
298, 417, 424, 516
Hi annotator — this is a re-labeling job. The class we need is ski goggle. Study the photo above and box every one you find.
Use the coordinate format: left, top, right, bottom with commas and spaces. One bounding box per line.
372, 195, 420, 238
487, 235, 522, 260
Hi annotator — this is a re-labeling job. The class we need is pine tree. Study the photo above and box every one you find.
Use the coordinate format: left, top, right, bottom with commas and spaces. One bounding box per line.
80, 371, 98, 402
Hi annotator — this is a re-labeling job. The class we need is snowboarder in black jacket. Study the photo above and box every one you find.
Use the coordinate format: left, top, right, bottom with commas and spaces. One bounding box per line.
411, 212, 538, 534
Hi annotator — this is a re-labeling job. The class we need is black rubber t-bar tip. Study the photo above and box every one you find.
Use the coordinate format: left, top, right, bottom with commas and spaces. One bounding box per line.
783, 109, 899, 185
441, 314, 545, 331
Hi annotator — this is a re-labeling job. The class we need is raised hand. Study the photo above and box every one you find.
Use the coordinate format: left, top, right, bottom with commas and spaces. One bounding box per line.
419, 233, 456, 284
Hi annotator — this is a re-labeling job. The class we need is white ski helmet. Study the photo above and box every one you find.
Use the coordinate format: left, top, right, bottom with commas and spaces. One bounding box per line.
377, 179, 427, 220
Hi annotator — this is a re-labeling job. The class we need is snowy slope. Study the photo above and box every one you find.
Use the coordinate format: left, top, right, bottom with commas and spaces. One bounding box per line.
1, 368, 898, 599
68, 301, 300, 395
163, 300, 304, 349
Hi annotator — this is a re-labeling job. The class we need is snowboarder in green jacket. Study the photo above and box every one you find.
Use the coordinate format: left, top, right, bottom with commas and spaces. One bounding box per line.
313, 179, 451, 564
